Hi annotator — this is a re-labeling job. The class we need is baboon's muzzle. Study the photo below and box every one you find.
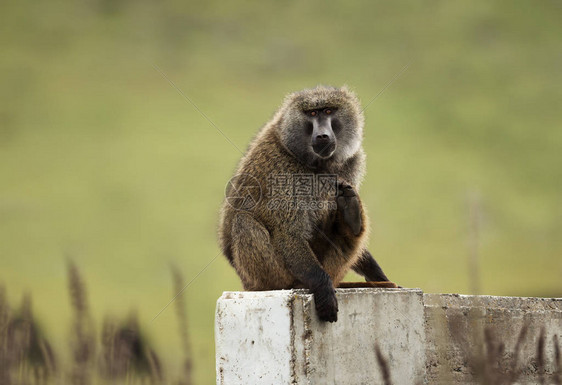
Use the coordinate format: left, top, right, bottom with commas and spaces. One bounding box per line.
311, 118, 336, 158
312, 137, 336, 158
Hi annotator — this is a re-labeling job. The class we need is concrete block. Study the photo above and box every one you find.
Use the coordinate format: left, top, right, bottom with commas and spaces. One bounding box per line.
215, 288, 426, 385
424, 294, 562, 385
216, 290, 562, 384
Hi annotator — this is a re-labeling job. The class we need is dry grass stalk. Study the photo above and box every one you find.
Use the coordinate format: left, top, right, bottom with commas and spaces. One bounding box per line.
67, 260, 95, 385
445, 313, 532, 385
3, 260, 170, 385
554, 334, 561, 385
0, 292, 57, 385
467, 190, 482, 295
171, 265, 193, 385
374, 343, 392, 385
537, 327, 546, 385
454, 321, 562, 385
0, 285, 11, 385
472, 323, 535, 385
507, 321, 529, 383
99, 313, 162, 384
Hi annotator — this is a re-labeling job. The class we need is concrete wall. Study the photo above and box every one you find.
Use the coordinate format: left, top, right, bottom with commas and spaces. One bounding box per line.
425, 293, 562, 384
215, 289, 562, 385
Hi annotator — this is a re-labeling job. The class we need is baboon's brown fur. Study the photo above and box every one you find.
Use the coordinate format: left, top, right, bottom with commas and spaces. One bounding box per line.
219, 86, 392, 321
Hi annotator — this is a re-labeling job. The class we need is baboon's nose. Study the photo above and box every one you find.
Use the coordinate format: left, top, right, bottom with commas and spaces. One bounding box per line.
313, 135, 332, 147
312, 135, 336, 158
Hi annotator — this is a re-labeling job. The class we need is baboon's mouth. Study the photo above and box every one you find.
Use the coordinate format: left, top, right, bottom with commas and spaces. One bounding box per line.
312, 142, 336, 158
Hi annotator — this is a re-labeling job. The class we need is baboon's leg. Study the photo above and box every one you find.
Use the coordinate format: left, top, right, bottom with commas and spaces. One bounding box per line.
231, 213, 293, 290
352, 249, 390, 282
319, 244, 359, 286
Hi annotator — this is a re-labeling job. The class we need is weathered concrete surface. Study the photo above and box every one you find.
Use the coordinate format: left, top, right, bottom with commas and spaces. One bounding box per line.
215, 290, 562, 384
215, 291, 296, 384
424, 293, 562, 385
215, 288, 426, 385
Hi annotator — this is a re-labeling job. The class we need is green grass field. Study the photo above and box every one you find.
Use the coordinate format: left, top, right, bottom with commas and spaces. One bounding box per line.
1, 1, 561, 383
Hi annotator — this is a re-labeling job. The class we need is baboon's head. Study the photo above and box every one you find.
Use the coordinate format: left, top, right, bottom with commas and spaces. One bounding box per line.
277, 86, 365, 166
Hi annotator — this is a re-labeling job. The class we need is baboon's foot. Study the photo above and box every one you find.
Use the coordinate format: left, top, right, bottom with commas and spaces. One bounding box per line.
337, 182, 362, 236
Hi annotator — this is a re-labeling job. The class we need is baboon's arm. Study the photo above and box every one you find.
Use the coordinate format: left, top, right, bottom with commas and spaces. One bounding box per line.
272, 232, 339, 322
352, 249, 390, 282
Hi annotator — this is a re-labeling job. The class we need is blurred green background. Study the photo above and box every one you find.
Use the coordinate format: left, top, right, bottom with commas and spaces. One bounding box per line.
1, 0, 561, 383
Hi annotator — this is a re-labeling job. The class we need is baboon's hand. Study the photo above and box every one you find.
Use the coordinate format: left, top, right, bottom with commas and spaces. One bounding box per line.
313, 285, 338, 322
337, 182, 363, 236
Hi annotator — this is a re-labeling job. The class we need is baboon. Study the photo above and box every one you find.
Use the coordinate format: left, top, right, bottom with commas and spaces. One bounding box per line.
218, 86, 395, 322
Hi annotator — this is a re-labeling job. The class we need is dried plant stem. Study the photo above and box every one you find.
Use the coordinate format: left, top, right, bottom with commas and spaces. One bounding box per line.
537, 327, 545, 385
172, 265, 193, 385
554, 334, 561, 385
67, 260, 95, 385
375, 343, 392, 385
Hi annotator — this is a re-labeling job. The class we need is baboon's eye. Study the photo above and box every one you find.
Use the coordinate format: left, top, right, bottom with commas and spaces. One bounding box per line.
324, 109, 332, 115
309, 111, 317, 117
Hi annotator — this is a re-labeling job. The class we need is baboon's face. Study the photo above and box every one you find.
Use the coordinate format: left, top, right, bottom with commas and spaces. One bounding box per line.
305, 107, 337, 159
279, 88, 363, 165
